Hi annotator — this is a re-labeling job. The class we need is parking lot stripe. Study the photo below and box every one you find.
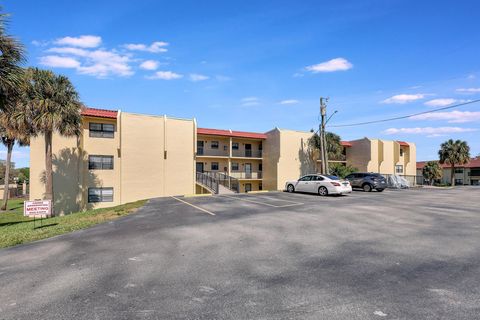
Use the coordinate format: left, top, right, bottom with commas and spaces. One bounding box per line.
222, 195, 303, 208
171, 196, 216, 216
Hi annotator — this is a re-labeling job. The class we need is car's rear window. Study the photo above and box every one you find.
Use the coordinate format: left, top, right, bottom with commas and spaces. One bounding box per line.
326, 175, 340, 180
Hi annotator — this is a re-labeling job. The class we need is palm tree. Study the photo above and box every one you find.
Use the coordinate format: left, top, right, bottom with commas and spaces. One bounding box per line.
438, 139, 470, 186
422, 161, 442, 186
24, 68, 82, 213
308, 131, 344, 173
0, 8, 25, 111
0, 101, 30, 210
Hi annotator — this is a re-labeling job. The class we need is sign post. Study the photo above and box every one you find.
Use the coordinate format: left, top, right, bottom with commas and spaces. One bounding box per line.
24, 200, 52, 229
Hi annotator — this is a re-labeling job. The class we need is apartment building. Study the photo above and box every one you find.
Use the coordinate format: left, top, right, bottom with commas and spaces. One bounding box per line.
30, 107, 417, 214
30, 108, 196, 214
196, 128, 266, 193
346, 138, 417, 176
416, 158, 480, 185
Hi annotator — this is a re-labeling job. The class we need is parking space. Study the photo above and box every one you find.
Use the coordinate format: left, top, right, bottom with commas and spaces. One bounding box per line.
2, 187, 480, 319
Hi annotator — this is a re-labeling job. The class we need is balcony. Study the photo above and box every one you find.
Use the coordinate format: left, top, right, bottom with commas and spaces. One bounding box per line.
197, 148, 229, 157
230, 171, 263, 179
231, 150, 262, 158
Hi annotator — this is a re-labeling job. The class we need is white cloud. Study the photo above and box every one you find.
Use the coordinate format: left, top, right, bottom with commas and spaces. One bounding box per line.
305, 58, 353, 73
146, 71, 183, 80
124, 41, 168, 53
41, 47, 133, 77
410, 111, 480, 123
189, 73, 209, 82
241, 97, 260, 106
55, 35, 101, 48
424, 98, 457, 107
139, 60, 159, 70
280, 99, 300, 105
383, 127, 477, 135
381, 94, 426, 104
456, 88, 480, 93
39, 55, 81, 68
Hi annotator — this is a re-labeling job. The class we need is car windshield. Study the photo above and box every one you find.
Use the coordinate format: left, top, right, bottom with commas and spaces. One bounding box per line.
325, 175, 340, 180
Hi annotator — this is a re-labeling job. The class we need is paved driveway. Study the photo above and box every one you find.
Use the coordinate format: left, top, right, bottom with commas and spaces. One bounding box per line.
1, 188, 479, 319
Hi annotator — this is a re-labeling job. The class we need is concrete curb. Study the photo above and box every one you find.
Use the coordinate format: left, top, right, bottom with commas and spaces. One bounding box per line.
183, 193, 213, 198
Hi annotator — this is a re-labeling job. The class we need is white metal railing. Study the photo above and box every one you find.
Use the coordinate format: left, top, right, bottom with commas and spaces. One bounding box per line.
197, 148, 229, 157
230, 172, 263, 179
231, 150, 262, 158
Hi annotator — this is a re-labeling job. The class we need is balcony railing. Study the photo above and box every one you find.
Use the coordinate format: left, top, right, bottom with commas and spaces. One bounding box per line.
231, 150, 262, 158
230, 171, 263, 179
197, 148, 229, 157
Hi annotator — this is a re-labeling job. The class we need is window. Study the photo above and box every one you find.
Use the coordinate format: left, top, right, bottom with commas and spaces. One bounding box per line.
455, 168, 464, 174
400, 148, 404, 157
231, 162, 239, 171
89, 155, 114, 170
259, 163, 262, 171
311, 175, 324, 181
211, 141, 219, 149
259, 142, 263, 151
88, 187, 113, 203
245, 183, 252, 192
395, 165, 404, 174
455, 179, 463, 185
299, 176, 312, 181
232, 143, 239, 150
89, 123, 114, 138
211, 162, 219, 170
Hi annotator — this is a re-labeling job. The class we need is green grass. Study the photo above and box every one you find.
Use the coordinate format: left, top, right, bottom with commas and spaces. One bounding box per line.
0, 199, 147, 249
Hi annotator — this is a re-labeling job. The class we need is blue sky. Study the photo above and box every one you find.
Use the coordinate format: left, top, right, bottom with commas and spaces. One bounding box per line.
3, 0, 480, 167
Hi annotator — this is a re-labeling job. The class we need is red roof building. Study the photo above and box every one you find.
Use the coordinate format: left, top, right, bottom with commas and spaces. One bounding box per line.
417, 158, 480, 170
197, 128, 267, 140
81, 107, 118, 119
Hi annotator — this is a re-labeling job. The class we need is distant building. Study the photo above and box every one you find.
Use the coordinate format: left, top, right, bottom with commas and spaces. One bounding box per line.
417, 158, 480, 185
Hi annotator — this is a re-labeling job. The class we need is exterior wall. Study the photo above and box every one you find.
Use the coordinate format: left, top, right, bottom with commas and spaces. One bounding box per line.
346, 138, 372, 172
263, 128, 315, 191
30, 112, 196, 214
120, 113, 196, 203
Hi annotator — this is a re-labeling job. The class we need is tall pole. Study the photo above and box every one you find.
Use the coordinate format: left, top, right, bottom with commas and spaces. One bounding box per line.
320, 98, 328, 174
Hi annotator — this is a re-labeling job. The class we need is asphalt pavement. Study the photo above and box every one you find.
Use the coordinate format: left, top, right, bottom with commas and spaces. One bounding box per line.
1, 187, 479, 319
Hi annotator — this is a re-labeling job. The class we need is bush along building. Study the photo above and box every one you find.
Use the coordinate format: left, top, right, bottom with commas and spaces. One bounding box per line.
30, 107, 416, 214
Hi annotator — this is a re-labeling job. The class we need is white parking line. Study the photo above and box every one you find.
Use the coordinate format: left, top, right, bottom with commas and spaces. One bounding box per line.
222, 195, 303, 208
171, 196, 216, 216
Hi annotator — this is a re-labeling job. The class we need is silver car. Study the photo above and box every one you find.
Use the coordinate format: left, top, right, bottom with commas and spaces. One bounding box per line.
285, 174, 352, 196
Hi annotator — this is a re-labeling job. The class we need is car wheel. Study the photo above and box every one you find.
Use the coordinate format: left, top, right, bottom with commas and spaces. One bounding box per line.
287, 184, 295, 193
376, 188, 384, 192
318, 186, 328, 196
362, 184, 372, 192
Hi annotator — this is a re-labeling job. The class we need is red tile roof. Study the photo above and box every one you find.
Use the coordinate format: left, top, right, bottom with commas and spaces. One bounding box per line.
341, 141, 353, 147
396, 141, 410, 147
417, 158, 480, 169
197, 128, 267, 139
81, 107, 118, 119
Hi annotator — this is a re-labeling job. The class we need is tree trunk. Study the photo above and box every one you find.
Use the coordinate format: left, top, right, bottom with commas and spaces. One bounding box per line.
1, 140, 14, 211
44, 131, 54, 215
451, 164, 455, 187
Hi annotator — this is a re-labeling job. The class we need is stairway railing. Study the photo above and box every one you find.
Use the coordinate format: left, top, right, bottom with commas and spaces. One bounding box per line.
196, 172, 219, 194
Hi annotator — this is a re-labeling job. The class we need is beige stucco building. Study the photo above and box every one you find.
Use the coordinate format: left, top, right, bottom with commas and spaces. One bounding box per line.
30, 107, 417, 214
30, 108, 196, 215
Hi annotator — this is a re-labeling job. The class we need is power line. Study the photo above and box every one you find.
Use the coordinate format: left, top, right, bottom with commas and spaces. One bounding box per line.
327, 99, 480, 128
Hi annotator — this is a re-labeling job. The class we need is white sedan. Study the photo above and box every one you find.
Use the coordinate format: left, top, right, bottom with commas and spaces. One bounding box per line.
285, 174, 352, 196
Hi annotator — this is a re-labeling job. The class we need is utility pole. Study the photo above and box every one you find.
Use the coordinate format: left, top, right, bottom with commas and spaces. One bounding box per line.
319, 97, 328, 175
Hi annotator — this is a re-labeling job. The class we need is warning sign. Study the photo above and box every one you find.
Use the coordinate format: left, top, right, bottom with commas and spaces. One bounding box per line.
24, 200, 52, 217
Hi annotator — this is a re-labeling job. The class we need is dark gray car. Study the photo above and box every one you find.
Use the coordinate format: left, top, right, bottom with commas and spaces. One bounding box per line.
345, 173, 387, 192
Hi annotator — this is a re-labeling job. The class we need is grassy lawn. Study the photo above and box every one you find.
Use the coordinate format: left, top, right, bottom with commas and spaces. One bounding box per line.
0, 199, 147, 249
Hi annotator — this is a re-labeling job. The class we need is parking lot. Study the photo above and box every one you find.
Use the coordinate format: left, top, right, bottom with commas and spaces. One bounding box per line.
1, 188, 479, 319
